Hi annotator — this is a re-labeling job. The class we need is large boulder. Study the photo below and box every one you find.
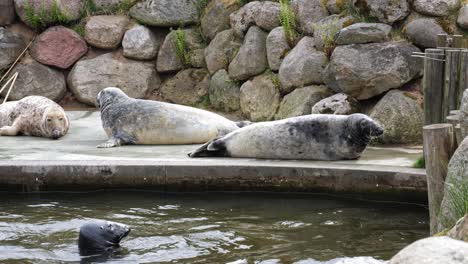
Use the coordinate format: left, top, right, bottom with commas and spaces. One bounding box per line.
209, 69, 241, 112
324, 42, 422, 100
30, 26, 87, 69
438, 136, 468, 230
448, 214, 468, 242
275, 85, 333, 120
201, 0, 241, 41
458, 4, 468, 29
228, 26, 268, 81
14, 0, 84, 28
313, 15, 354, 52
0, 0, 15, 26
156, 28, 205, 73
312, 93, 360, 115
160, 68, 210, 106
1, 53, 66, 102
266, 27, 291, 71
389, 237, 468, 264
279, 37, 328, 94
68, 51, 160, 106
240, 73, 281, 121
369, 90, 423, 144
93, 0, 135, 10
122, 25, 159, 60
0, 27, 26, 71
404, 18, 446, 49
335, 23, 392, 45
85, 15, 129, 49
129, 0, 198, 27
229, 1, 280, 37
413, 0, 460, 17
291, 0, 328, 35
205, 29, 242, 74
357, 0, 410, 24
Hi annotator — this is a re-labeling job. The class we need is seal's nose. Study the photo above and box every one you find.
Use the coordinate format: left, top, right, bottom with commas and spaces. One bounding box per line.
51, 128, 62, 139
371, 126, 384, 137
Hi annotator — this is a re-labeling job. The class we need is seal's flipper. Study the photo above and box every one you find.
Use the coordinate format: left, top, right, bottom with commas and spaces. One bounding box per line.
0, 125, 19, 136
97, 137, 124, 148
188, 137, 228, 158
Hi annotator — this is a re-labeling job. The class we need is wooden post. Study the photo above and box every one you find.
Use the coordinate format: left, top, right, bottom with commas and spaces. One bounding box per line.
423, 123, 456, 235
452, 35, 463, 49
446, 114, 460, 146
437, 34, 448, 47
459, 50, 468, 98
443, 49, 462, 117
424, 49, 445, 125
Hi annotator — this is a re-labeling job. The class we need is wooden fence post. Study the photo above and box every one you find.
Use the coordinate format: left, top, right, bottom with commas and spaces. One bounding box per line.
459, 50, 468, 98
423, 49, 445, 125
443, 49, 462, 117
423, 124, 456, 235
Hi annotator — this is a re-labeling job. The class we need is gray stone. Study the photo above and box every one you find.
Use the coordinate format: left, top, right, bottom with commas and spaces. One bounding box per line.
335, 23, 392, 45
229, 1, 280, 37
156, 28, 205, 73
447, 214, 468, 242
438, 135, 468, 231
370, 90, 423, 144
190, 48, 206, 68
93, 0, 134, 10
358, 0, 410, 24
0, 27, 26, 71
457, 4, 468, 29
324, 42, 422, 100
160, 68, 210, 106
389, 237, 468, 264
68, 51, 160, 106
275, 85, 333, 120
201, 0, 240, 41
279, 37, 328, 94
209, 69, 240, 112
413, 0, 460, 17
0, 0, 15, 26
460, 89, 468, 140
228, 26, 268, 81
129, 0, 198, 27
14, 0, 84, 28
85, 15, 129, 49
266, 27, 291, 71
404, 18, 446, 48
240, 73, 280, 121
122, 25, 159, 60
313, 15, 354, 52
292, 0, 329, 35
1, 53, 66, 102
205, 29, 242, 74
311, 93, 360, 115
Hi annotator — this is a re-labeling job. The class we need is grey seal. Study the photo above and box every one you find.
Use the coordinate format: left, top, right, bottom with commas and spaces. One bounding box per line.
96, 87, 243, 148
0, 96, 69, 139
78, 220, 130, 256
188, 113, 383, 160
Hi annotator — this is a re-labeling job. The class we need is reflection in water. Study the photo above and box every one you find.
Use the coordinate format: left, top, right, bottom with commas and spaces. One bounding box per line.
0, 191, 428, 263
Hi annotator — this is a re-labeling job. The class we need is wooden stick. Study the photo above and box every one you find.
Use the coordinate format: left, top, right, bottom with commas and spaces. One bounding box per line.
0, 72, 18, 95
2, 72, 18, 104
0, 38, 34, 85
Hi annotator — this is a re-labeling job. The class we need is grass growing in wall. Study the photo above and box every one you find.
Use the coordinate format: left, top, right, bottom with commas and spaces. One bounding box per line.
440, 176, 468, 229
314, 19, 342, 58
196, 0, 210, 18
413, 156, 425, 169
279, 0, 298, 45
174, 29, 192, 66
265, 69, 280, 88
24, 0, 71, 31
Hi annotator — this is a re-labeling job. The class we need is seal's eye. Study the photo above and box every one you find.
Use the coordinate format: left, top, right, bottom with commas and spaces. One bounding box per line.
100, 226, 104, 230
59, 118, 63, 121
47, 119, 52, 122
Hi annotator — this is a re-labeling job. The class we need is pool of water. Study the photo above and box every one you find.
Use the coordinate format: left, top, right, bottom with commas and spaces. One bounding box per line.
0, 191, 428, 263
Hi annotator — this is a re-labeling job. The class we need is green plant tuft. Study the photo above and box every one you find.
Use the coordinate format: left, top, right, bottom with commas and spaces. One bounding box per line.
197, 95, 211, 109
70, 23, 85, 37
440, 176, 468, 229
174, 29, 192, 66
196, 0, 210, 18
24, 0, 71, 31
313, 18, 342, 58
413, 156, 425, 169
265, 69, 280, 88
279, 0, 298, 45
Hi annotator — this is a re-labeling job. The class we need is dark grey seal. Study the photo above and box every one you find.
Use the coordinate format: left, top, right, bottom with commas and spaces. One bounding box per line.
188, 113, 383, 160
78, 220, 130, 256
96, 87, 243, 148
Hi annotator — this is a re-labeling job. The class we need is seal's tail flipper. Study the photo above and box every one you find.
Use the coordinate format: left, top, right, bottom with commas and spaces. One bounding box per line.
188, 137, 227, 158
235, 120, 253, 128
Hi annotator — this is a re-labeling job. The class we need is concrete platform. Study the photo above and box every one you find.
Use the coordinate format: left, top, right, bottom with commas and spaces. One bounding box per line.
0, 111, 427, 199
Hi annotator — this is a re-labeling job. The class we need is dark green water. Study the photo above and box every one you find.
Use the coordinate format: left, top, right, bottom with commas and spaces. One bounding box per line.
0, 191, 428, 263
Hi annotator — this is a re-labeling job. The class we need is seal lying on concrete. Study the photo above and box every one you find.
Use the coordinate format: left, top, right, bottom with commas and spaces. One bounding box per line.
78, 220, 131, 256
188, 113, 383, 160
96, 87, 243, 148
0, 96, 69, 139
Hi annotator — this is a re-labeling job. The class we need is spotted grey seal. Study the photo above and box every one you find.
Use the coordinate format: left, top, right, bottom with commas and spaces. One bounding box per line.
79, 220, 131, 256
188, 113, 383, 160
96, 87, 243, 148
0, 96, 69, 139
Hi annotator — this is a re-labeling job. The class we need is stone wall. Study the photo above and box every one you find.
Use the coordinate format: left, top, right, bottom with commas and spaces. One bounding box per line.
1, 0, 467, 144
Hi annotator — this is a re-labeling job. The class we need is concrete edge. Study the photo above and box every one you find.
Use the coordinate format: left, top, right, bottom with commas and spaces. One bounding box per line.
0, 159, 427, 201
